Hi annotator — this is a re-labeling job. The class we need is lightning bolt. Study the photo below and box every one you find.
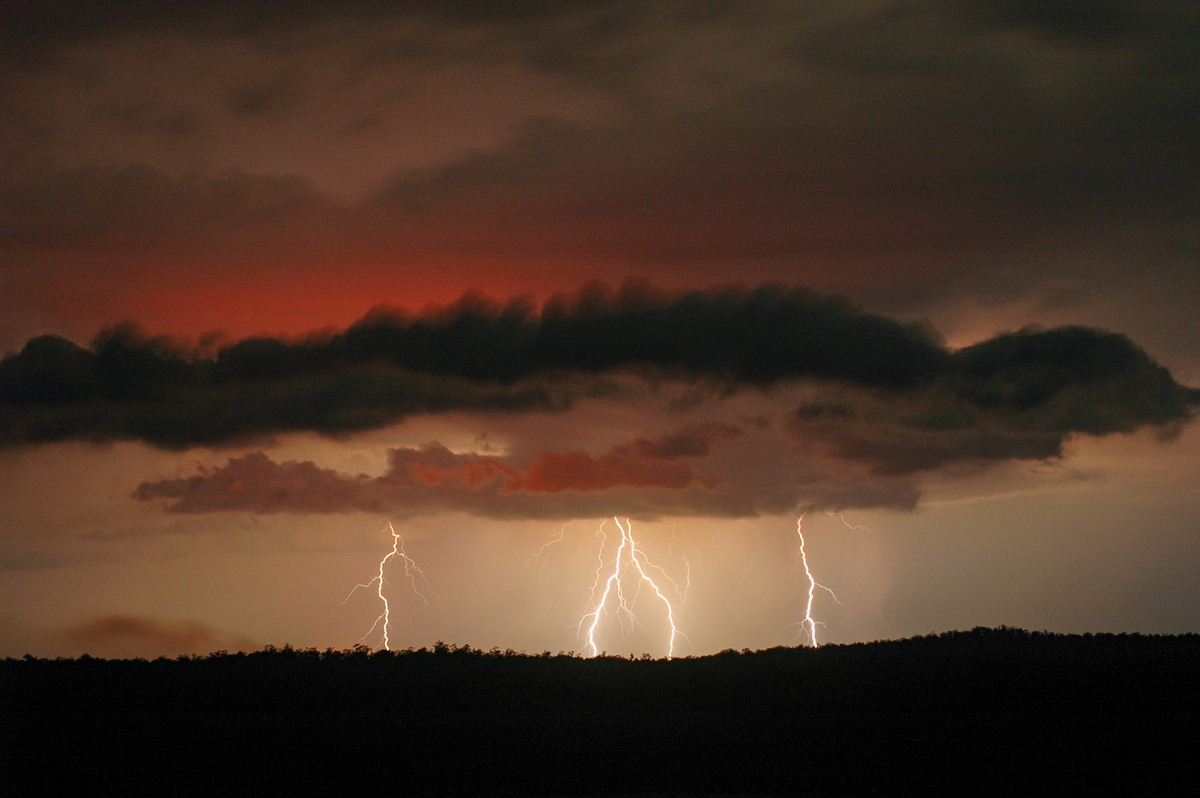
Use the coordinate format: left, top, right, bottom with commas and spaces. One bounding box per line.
526, 520, 574, 581
666, 520, 695, 605
795, 514, 840, 648
580, 518, 629, 657
828, 511, 872, 532
623, 518, 681, 658
578, 517, 683, 658
344, 521, 434, 651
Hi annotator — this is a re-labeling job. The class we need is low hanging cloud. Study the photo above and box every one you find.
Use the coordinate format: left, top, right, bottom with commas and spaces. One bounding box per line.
1, 282, 944, 449
792, 325, 1200, 475
7, 280, 1200, 516
134, 423, 861, 520
62, 614, 259, 659
0, 321, 570, 449
4, 281, 1195, 453
132, 319, 1198, 519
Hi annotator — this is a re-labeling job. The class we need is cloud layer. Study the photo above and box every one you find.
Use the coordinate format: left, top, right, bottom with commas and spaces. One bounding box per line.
3, 2, 1197, 521
0, 283, 936, 448
133, 432, 923, 520
5, 283, 1194, 456
111, 285, 1200, 519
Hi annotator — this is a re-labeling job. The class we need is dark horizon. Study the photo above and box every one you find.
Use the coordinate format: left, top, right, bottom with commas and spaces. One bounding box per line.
7, 626, 1198, 794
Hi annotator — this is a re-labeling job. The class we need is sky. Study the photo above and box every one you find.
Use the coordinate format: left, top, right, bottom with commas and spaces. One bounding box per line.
2, 0, 1198, 660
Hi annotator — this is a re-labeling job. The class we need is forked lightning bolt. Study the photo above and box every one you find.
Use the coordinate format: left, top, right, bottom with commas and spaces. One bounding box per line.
344, 522, 433, 651
578, 517, 683, 658
795, 514, 841, 648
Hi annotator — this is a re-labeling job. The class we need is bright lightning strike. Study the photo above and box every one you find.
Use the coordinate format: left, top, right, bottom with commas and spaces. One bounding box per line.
344, 522, 434, 651
622, 518, 681, 658
795, 514, 840, 648
578, 517, 683, 658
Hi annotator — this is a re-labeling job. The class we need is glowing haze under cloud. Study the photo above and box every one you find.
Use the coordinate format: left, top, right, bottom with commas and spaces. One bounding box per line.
2, 1, 1199, 659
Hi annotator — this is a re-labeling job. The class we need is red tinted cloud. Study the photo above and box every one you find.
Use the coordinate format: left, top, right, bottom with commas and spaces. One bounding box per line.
134, 415, 923, 519
523, 423, 741, 492
405, 458, 523, 490
387, 424, 741, 495
524, 450, 693, 492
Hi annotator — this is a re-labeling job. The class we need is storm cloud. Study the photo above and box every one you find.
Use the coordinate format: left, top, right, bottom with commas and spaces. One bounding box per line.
0, 282, 939, 448
3, 1, 1198, 366
793, 325, 1200, 475
128, 309, 1198, 519
3, 2, 1200, 658
4, 283, 1195, 459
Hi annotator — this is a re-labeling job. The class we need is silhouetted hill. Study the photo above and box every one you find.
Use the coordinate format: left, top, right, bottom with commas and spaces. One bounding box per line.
4, 628, 1198, 795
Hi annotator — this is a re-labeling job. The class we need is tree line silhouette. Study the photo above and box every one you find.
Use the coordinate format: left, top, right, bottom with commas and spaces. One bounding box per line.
5, 627, 1198, 795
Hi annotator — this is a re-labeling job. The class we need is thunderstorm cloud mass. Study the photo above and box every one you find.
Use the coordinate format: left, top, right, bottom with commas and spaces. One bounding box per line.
2, 0, 1198, 661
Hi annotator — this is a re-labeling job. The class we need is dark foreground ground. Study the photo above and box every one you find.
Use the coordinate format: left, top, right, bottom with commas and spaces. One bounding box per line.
4, 628, 1199, 796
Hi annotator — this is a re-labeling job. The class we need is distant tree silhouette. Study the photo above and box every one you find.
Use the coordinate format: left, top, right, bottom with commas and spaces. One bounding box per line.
4, 629, 1199, 794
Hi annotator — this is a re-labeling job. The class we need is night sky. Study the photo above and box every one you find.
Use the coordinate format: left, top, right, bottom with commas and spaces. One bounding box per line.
2, 1, 1198, 660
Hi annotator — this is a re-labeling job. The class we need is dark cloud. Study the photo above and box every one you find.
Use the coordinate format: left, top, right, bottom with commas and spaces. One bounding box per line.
4, 284, 1196, 452
0, 336, 566, 450
792, 326, 1200, 474
3, 1, 1197, 364
0, 0, 606, 62
951, 326, 1196, 434
967, 0, 1145, 42
131, 319, 1200, 519
0, 283, 945, 448
1, 0, 1198, 471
